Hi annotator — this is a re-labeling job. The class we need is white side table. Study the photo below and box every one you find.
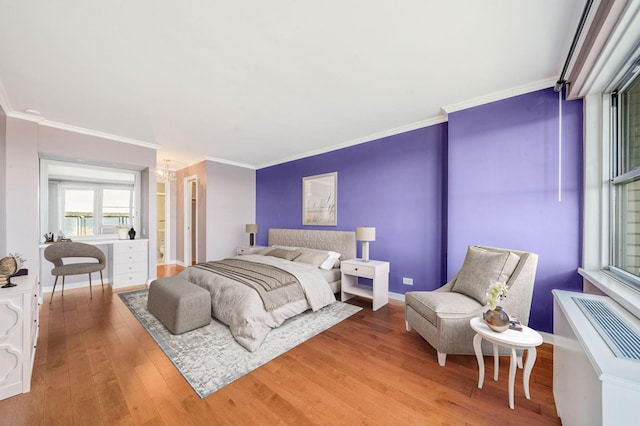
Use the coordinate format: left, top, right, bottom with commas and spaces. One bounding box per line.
469, 316, 543, 409
340, 259, 390, 311
236, 245, 265, 255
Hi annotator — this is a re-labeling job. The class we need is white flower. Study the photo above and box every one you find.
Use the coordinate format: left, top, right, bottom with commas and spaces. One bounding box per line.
486, 282, 508, 310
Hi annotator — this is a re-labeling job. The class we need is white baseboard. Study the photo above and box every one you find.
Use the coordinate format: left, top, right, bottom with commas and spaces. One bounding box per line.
41, 279, 149, 295
389, 291, 406, 302
41, 279, 110, 295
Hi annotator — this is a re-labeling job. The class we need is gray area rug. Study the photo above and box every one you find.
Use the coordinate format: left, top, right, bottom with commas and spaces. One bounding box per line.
118, 289, 362, 398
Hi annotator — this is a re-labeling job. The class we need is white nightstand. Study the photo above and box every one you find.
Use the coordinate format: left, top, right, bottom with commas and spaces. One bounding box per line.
340, 259, 390, 311
236, 245, 266, 255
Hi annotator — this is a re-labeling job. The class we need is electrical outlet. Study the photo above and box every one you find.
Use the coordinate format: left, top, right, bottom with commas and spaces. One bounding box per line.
403, 277, 413, 285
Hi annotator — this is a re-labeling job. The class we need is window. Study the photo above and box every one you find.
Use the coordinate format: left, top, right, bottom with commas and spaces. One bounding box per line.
40, 159, 140, 240
610, 69, 640, 289
63, 188, 95, 236
60, 185, 134, 237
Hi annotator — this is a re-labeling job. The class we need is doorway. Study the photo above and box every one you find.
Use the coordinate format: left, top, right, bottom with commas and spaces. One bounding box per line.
184, 176, 198, 265
156, 181, 169, 265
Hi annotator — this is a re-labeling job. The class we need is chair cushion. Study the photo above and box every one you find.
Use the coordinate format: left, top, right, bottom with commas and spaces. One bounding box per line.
406, 291, 483, 326
451, 246, 520, 305
51, 262, 105, 276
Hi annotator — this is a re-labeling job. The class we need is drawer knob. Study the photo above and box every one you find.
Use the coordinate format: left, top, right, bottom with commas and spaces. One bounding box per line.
355, 267, 358, 271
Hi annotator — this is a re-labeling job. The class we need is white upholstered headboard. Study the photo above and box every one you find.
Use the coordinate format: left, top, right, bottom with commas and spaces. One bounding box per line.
268, 228, 356, 261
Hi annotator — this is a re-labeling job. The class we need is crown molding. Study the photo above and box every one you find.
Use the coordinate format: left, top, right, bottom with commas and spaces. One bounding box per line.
40, 120, 159, 149
7, 110, 45, 123
441, 78, 556, 115
204, 156, 256, 170
256, 115, 448, 169
5, 112, 159, 150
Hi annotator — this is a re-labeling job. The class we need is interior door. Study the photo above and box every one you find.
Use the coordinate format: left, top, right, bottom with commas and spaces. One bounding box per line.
184, 176, 198, 266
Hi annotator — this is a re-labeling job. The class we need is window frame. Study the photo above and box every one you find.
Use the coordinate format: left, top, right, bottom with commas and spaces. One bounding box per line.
40, 159, 141, 242
58, 182, 135, 237
607, 66, 640, 291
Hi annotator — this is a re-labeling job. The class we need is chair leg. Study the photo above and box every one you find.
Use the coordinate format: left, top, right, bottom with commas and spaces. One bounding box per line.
100, 270, 104, 292
89, 273, 93, 299
49, 276, 59, 304
61, 276, 65, 298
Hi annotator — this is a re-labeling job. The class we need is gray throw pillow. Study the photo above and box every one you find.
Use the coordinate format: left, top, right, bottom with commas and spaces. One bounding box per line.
265, 248, 301, 261
451, 246, 520, 305
293, 249, 330, 267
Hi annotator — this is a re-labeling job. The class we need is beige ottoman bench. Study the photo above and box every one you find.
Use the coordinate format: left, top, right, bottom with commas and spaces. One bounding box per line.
147, 276, 211, 334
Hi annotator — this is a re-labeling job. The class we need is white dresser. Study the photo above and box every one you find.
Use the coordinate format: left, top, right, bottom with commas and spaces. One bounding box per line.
0, 273, 39, 400
112, 240, 149, 289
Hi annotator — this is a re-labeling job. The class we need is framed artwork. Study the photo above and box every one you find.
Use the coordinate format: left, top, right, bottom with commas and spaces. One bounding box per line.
302, 172, 337, 226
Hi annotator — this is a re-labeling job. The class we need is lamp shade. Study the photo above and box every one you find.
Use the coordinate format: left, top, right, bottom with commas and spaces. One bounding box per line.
245, 224, 258, 234
356, 226, 376, 242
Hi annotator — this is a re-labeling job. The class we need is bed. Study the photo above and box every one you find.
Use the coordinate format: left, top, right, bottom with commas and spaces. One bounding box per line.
177, 228, 356, 351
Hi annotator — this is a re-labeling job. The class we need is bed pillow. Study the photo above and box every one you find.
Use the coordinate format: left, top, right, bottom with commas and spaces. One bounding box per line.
259, 245, 298, 255
322, 251, 342, 270
293, 248, 330, 268
265, 248, 301, 261
286, 247, 340, 270
451, 246, 520, 305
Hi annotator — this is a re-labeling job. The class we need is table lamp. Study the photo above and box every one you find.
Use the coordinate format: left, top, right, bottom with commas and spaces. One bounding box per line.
356, 226, 376, 262
246, 224, 258, 246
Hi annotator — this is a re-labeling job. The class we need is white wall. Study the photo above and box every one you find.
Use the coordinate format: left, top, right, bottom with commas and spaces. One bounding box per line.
4, 118, 158, 285
173, 160, 255, 264
0, 107, 7, 257
5, 118, 40, 271
205, 160, 256, 261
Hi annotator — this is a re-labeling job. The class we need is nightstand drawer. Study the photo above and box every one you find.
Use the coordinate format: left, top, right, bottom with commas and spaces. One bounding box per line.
341, 262, 376, 278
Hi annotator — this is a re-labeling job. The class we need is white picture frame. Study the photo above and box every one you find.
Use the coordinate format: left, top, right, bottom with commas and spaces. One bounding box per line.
302, 172, 337, 226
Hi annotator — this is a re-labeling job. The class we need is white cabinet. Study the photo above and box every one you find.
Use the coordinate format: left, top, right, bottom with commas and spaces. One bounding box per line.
340, 259, 390, 311
553, 289, 640, 425
112, 240, 148, 289
0, 274, 39, 400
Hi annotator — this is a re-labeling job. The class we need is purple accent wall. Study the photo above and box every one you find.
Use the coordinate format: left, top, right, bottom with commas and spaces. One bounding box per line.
256, 87, 583, 333
257, 124, 448, 294
447, 88, 583, 332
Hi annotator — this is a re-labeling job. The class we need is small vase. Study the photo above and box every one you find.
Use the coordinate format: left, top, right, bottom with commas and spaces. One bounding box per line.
128, 227, 136, 240
116, 228, 128, 240
485, 306, 510, 332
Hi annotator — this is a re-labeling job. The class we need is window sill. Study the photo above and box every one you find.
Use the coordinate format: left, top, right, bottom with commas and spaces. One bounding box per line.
578, 268, 640, 319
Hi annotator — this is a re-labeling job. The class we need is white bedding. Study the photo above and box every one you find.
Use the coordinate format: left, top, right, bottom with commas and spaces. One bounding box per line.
178, 254, 336, 351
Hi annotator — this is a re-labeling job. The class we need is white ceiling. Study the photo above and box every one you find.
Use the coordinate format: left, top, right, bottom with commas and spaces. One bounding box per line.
0, 1, 585, 170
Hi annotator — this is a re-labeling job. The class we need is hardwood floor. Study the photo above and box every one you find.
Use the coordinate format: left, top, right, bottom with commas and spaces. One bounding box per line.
0, 265, 560, 425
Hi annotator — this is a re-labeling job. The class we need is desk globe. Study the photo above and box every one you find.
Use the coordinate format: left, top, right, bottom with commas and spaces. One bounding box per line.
0, 254, 24, 288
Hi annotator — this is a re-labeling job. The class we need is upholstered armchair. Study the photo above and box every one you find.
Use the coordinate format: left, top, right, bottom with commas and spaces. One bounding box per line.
405, 245, 538, 366
44, 242, 106, 303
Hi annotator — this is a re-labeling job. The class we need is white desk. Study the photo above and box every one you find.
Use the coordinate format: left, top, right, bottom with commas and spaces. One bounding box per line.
470, 316, 542, 409
39, 239, 149, 292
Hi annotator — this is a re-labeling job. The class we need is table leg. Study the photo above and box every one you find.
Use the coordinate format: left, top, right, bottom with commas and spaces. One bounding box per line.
493, 344, 499, 381
473, 333, 484, 389
508, 347, 517, 409
523, 346, 537, 400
